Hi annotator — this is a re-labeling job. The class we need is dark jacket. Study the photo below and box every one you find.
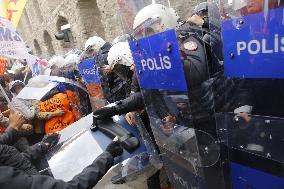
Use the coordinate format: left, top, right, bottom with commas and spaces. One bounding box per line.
0, 127, 20, 145
0, 151, 114, 189
115, 92, 144, 115
177, 22, 251, 120
0, 144, 38, 175
0, 128, 50, 174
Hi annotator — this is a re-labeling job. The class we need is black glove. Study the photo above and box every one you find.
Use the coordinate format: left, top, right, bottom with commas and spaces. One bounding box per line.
106, 141, 123, 158
93, 106, 118, 120
41, 133, 60, 152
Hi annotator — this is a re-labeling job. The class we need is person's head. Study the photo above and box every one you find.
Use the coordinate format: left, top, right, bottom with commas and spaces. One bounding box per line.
234, 0, 279, 15
84, 36, 106, 57
107, 42, 134, 81
19, 59, 27, 66
194, 2, 209, 18
63, 54, 80, 67
62, 54, 81, 80
193, 2, 209, 28
48, 56, 65, 76
9, 80, 25, 95
48, 56, 65, 70
133, 3, 180, 39
246, 0, 264, 14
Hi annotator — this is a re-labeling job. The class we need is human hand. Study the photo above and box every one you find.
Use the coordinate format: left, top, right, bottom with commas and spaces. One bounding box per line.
54, 109, 66, 117
9, 109, 25, 131
160, 115, 176, 135
93, 106, 117, 120
102, 65, 112, 75
105, 137, 123, 158
234, 112, 251, 129
42, 133, 60, 149
125, 112, 136, 126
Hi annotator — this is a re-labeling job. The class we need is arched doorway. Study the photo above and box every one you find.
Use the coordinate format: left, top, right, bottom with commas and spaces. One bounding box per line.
77, 0, 105, 39
43, 30, 55, 57
56, 16, 74, 49
33, 39, 42, 55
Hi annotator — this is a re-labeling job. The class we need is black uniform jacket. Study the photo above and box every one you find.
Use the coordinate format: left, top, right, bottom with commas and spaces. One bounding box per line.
0, 151, 114, 189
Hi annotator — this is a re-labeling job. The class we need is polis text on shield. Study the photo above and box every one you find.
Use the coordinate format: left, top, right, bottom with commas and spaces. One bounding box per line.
237, 34, 284, 55
141, 53, 172, 71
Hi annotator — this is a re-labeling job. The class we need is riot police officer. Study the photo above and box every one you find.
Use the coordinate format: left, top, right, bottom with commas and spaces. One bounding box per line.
94, 41, 162, 189
82, 36, 131, 103
113, 2, 252, 189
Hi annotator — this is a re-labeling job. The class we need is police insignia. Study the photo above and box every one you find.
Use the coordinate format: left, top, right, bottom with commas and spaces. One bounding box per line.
184, 41, 198, 51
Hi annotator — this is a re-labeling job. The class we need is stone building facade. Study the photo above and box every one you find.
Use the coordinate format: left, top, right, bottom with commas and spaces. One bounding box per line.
17, 0, 204, 58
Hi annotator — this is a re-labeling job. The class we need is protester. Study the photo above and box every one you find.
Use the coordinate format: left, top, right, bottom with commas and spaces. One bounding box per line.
0, 139, 123, 189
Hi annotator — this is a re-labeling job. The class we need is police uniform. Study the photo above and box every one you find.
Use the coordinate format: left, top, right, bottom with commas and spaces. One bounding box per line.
172, 21, 251, 189
177, 21, 251, 132
95, 42, 131, 103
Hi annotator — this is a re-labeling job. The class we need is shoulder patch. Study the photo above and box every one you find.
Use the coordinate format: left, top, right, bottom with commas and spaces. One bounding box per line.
184, 41, 198, 51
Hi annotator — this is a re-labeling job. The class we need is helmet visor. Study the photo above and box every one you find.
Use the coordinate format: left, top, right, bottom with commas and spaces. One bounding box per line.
133, 16, 161, 39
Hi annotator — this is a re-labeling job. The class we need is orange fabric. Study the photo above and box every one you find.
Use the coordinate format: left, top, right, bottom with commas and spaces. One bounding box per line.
0, 126, 5, 133
0, 58, 7, 75
40, 92, 75, 134
66, 90, 82, 121
86, 83, 104, 97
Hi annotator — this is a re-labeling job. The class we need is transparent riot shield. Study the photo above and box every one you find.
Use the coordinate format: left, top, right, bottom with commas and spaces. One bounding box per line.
16, 75, 92, 133
216, 113, 284, 189
208, 0, 284, 188
117, 1, 225, 188
77, 58, 107, 111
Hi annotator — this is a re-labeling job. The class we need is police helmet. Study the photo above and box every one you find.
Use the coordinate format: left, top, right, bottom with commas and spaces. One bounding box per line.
133, 3, 180, 39
84, 36, 106, 55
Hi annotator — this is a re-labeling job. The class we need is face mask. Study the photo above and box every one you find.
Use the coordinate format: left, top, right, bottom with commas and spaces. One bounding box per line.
113, 64, 133, 81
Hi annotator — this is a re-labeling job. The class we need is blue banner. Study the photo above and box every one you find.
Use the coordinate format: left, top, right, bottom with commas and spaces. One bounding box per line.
32, 63, 40, 76
231, 162, 284, 189
222, 7, 284, 78
129, 29, 187, 91
77, 58, 101, 84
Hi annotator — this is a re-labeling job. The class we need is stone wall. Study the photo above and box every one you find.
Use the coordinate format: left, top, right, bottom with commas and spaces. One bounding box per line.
17, 0, 204, 58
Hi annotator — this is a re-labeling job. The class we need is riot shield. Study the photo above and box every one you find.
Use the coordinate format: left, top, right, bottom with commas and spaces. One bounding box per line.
216, 112, 284, 188
208, 0, 284, 188
16, 75, 92, 133
77, 58, 107, 111
45, 112, 148, 181
117, 1, 225, 188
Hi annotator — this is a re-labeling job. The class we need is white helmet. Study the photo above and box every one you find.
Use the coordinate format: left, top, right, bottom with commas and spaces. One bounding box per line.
84, 36, 106, 53
133, 3, 180, 38
63, 54, 80, 67
48, 56, 64, 68
107, 42, 134, 70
